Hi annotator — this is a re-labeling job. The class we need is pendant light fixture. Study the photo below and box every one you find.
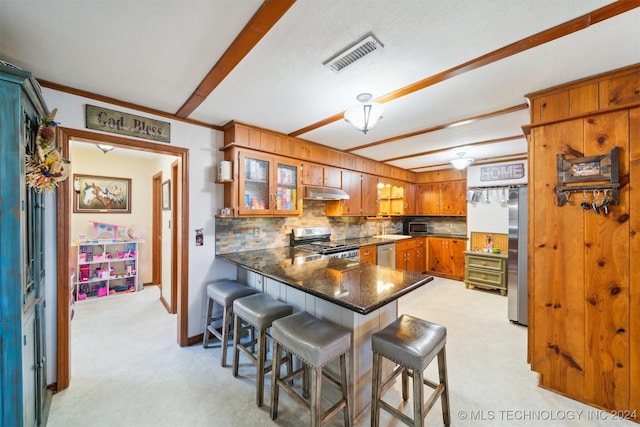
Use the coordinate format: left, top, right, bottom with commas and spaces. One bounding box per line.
96, 144, 114, 154
344, 93, 384, 134
450, 152, 474, 170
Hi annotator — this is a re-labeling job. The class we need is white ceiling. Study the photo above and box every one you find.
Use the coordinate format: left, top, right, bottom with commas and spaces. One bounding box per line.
1, 1, 638, 172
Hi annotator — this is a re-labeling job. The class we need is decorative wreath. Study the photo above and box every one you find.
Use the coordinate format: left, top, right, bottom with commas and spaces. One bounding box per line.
25, 108, 71, 192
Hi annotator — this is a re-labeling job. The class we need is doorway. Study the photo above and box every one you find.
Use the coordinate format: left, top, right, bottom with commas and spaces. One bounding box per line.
55, 127, 190, 391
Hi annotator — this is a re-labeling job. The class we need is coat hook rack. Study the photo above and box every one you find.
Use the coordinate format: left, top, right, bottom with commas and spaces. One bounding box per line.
556, 147, 619, 207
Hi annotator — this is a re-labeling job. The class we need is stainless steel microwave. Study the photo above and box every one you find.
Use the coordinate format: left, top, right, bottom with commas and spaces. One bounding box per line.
408, 222, 430, 235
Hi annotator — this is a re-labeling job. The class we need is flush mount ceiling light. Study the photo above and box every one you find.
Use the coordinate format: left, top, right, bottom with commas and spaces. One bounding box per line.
344, 93, 384, 135
96, 144, 114, 154
450, 152, 474, 170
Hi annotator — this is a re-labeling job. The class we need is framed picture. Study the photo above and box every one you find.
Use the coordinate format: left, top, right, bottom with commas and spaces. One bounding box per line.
162, 179, 171, 210
557, 148, 618, 184
73, 174, 131, 213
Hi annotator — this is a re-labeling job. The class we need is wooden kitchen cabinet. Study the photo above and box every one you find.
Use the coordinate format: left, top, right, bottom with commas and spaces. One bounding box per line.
396, 239, 417, 272
415, 180, 466, 216
302, 162, 341, 188
404, 182, 416, 215
359, 245, 377, 265
415, 237, 426, 273
464, 251, 507, 295
415, 183, 439, 215
427, 237, 465, 280
236, 151, 300, 216
327, 171, 378, 216
377, 179, 406, 216
395, 238, 425, 273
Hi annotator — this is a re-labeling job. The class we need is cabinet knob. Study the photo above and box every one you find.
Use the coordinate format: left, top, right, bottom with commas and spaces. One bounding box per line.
481, 261, 486, 265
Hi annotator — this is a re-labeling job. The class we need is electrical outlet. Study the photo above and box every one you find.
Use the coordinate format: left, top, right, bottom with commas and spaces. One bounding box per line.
253, 227, 259, 237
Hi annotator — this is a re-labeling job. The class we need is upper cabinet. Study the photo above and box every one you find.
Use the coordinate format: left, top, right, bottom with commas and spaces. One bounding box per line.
221, 122, 472, 218
416, 180, 466, 216
302, 162, 341, 188
326, 171, 378, 217
377, 180, 407, 216
234, 150, 301, 216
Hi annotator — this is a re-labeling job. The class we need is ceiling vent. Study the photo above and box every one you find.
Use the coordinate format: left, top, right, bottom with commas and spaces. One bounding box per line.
323, 34, 383, 72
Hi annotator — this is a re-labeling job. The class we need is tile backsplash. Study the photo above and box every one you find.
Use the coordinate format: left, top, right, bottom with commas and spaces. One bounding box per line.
215, 200, 403, 254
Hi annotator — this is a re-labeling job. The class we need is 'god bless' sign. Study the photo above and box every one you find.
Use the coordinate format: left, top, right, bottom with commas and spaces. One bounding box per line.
85, 105, 170, 143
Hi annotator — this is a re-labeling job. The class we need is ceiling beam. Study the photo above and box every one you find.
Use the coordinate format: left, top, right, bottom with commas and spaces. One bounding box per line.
288, 0, 639, 137
175, 0, 296, 118
345, 103, 528, 153
37, 79, 222, 130
410, 153, 528, 172
383, 135, 524, 163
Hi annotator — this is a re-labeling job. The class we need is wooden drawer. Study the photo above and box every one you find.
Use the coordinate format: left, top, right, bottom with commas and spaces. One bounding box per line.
466, 268, 503, 286
395, 238, 416, 252
465, 254, 504, 271
359, 245, 377, 265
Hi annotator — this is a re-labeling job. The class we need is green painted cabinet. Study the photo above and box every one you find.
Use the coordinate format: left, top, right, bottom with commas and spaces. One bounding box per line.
464, 251, 508, 295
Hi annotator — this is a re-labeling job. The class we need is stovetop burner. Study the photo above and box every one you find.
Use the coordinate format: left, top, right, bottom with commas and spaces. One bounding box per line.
291, 227, 359, 256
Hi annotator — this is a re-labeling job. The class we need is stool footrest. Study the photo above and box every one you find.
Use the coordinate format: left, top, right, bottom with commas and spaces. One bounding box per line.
379, 400, 414, 426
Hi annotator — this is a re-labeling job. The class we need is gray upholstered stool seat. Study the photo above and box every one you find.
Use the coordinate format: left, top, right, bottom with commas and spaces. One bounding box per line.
270, 311, 352, 427
371, 314, 450, 427
232, 293, 293, 406
203, 280, 258, 367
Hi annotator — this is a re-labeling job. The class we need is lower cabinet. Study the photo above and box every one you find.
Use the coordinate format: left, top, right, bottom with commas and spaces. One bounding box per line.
395, 238, 426, 273
427, 237, 465, 280
463, 251, 508, 295
359, 245, 377, 265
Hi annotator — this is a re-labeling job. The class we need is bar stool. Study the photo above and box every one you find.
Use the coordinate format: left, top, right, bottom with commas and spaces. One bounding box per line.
232, 293, 293, 407
371, 314, 450, 427
203, 280, 258, 367
270, 311, 352, 427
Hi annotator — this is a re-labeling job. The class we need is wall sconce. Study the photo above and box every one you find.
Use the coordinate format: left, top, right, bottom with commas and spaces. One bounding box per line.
344, 93, 384, 134
96, 144, 114, 154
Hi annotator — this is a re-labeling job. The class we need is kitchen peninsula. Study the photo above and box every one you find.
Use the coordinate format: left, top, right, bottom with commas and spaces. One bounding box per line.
217, 247, 433, 419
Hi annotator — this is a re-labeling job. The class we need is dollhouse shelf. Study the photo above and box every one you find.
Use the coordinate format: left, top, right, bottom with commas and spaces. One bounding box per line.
72, 240, 141, 301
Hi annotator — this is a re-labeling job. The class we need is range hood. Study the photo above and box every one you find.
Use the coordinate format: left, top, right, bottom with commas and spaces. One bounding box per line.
303, 186, 350, 201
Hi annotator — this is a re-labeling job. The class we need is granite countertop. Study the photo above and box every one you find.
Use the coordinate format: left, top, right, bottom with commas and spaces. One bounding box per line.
217, 247, 433, 315
337, 234, 468, 247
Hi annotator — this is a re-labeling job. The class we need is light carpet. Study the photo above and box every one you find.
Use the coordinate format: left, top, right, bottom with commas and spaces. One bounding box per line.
46, 280, 634, 427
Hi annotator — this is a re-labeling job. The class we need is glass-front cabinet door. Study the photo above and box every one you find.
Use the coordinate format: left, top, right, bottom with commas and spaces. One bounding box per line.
274, 160, 299, 215
237, 151, 300, 216
238, 151, 271, 215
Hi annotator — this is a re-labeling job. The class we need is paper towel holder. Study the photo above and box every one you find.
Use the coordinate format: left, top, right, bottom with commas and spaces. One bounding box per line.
217, 160, 233, 182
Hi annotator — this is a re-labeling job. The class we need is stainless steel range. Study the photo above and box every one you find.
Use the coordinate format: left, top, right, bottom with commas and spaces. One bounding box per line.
291, 227, 360, 260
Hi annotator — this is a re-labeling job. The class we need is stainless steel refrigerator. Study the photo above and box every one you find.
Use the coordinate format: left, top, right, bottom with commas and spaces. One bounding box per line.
508, 186, 528, 325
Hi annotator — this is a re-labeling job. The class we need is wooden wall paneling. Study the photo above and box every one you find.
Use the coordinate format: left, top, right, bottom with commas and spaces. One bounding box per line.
539, 90, 570, 123
248, 128, 262, 149
275, 135, 300, 157
582, 111, 630, 409
599, 72, 640, 109
629, 107, 640, 415
260, 131, 276, 152
469, 232, 508, 253
530, 120, 586, 399
569, 83, 598, 117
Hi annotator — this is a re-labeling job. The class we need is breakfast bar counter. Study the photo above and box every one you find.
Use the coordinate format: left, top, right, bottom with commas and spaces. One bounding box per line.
217, 248, 434, 419
217, 247, 433, 315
